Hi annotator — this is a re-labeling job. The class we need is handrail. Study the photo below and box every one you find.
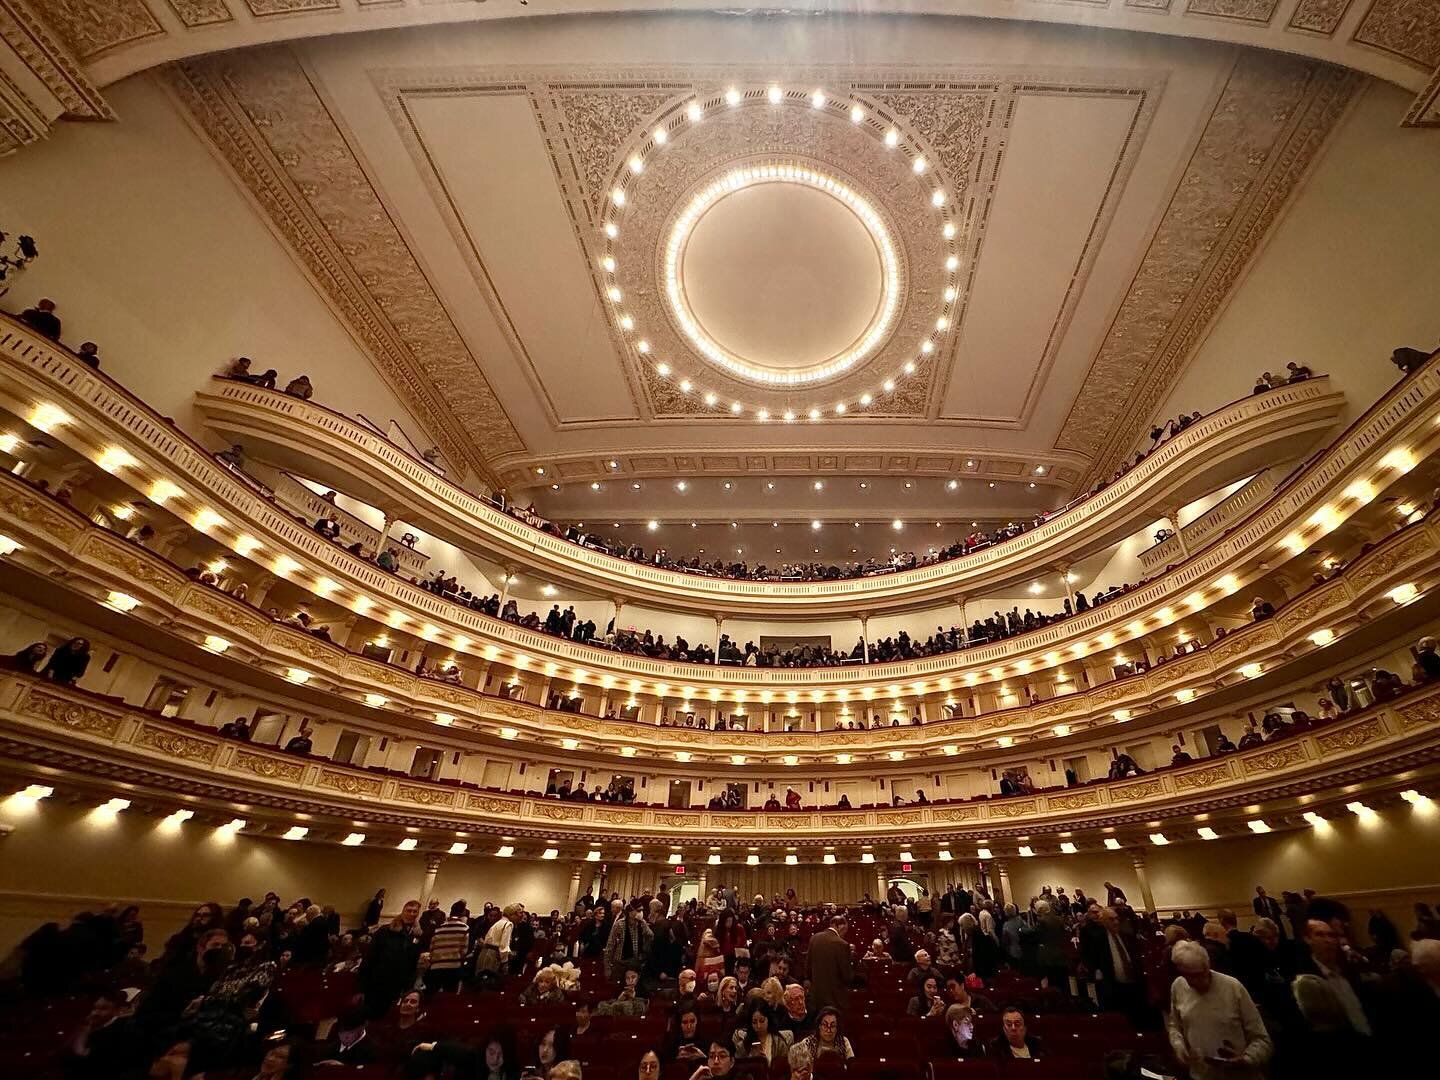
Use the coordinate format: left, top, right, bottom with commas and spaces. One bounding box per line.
0, 318, 1437, 692
3, 672, 1436, 845
3, 465, 1436, 753
195, 374, 1344, 612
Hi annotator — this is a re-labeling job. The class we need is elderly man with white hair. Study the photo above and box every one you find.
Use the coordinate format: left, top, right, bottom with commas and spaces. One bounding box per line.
1167, 938, 1273, 1079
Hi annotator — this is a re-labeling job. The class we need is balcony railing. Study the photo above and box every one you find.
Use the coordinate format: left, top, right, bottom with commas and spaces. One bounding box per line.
3, 673, 1436, 846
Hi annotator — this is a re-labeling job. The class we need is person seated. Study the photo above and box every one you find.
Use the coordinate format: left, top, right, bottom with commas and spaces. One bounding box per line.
1237, 721, 1264, 750
1214, 732, 1238, 755
908, 973, 946, 1018
215, 443, 245, 469
794, 1006, 854, 1063
372, 989, 434, 1060
598, 966, 648, 1017
732, 997, 792, 1063
313, 1006, 376, 1064
907, 948, 936, 986
693, 1041, 734, 1080
1286, 361, 1313, 382
283, 727, 313, 755
763, 793, 782, 811
664, 1000, 708, 1065
778, 983, 813, 1038
836, 794, 852, 809
863, 938, 890, 961
521, 967, 567, 1005
988, 1005, 1045, 1060
1170, 744, 1193, 766
943, 1004, 982, 1058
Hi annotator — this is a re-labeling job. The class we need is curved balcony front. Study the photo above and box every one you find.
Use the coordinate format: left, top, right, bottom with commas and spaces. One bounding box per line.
193, 373, 1344, 615
2, 462, 1437, 764
3, 673, 1436, 852
0, 320, 1436, 698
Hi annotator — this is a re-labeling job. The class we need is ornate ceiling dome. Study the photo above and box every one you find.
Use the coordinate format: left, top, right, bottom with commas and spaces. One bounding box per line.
600, 87, 959, 417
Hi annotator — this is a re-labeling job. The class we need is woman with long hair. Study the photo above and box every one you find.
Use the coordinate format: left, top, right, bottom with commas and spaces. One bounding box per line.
732, 997, 791, 1064
796, 1006, 854, 1061
694, 929, 725, 985
715, 976, 741, 1013
662, 1001, 707, 1066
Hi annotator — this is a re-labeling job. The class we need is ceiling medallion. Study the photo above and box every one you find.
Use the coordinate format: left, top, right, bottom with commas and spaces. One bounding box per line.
597, 85, 961, 421
663, 162, 901, 388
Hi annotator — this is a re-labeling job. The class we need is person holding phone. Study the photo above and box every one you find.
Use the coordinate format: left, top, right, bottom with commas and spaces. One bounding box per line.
731, 998, 791, 1063
687, 1040, 734, 1080
1167, 939, 1273, 1078
664, 1002, 706, 1065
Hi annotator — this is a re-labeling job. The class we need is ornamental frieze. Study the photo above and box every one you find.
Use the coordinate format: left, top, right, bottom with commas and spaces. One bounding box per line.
1397, 696, 1440, 731
0, 486, 85, 545
316, 769, 383, 797
135, 723, 219, 764
886, 810, 924, 826
1347, 530, 1434, 589
80, 535, 184, 599
19, 686, 123, 738
232, 749, 305, 783
768, 814, 816, 829
467, 794, 521, 814
1315, 716, 1387, 754
594, 808, 645, 824
186, 590, 271, 639
1173, 763, 1234, 791
1111, 778, 1166, 802
930, 806, 979, 822
1274, 586, 1344, 636
830, 813, 874, 827
988, 800, 1038, 818
653, 812, 698, 827
533, 802, 586, 821
1045, 790, 1101, 811
709, 814, 755, 829
1242, 742, 1309, 773
395, 783, 456, 807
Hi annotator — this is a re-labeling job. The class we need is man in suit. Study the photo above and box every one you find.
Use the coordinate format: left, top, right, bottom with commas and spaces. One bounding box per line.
1105, 881, 1127, 907
807, 915, 854, 1012
1083, 906, 1146, 1023
1252, 886, 1287, 939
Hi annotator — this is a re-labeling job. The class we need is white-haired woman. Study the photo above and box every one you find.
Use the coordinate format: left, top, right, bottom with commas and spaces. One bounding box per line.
1167, 939, 1272, 1080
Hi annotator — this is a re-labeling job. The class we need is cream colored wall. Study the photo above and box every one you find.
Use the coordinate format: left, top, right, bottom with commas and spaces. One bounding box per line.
1153, 80, 1440, 431
1002, 802, 1440, 933
0, 798, 575, 957
0, 74, 433, 447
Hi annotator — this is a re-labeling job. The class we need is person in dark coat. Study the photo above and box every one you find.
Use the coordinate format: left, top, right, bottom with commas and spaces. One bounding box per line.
806, 916, 854, 1012
357, 899, 420, 1016
42, 638, 91, 685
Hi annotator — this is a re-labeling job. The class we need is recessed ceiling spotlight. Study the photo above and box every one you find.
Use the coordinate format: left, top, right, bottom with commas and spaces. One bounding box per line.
903, 361, 916, 374
783, 409, 796, 422
631, 481, 642, 490
724, 481, 732, 490
656, 362, 671, 376
883, 379, 895, 393
679, 379, 693, 393
730, 401, 742, 414
931, 189, 945, 207
944, 286, 957, 302
811, 520, 822, 530
600, 255, 616, 273
628, 155, 644, 174
813, 480, 824, 491
892, 519, 903, 530
947, 479, 958, 490
1035, 465, 1046, 475
636, 340, 651, 354
946, 255, 959, 270
676, 480, 688, 492
921, 341, 934, 355
988, 481, 996, 488
835, 402, 847, 414
653, 127, 668, 145
590, 481, 600, 491
607, 286, 622, 302
611, 187, 626, 207
850, 104, 864, 123
860, 393, 873, 406
687, 102, 703, 123
808, 407, 821, 421
936, 316, 949, 331
604, 222, 618, 238
767, 85, 783, 104
811, 89, 826, 108
647, 520, 659, 531
884, 128, 899, 147
757, 408, 770, 421
704, 391, 718, 406
726, 87, 742, 106
913, 156, 927, 173
619, 314, 633, 330
943, 222, 957, 239
1029, 481, 1037, 488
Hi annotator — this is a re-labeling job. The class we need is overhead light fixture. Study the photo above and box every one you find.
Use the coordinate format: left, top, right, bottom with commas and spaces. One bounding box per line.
364, 694, 387, 708
860, 852, 875, 864
585, 850, 602, 861
542, 848, 560, 860
283, 826, 308, 841
1149, 833, 1170, 846
977, 847, 992, 859
1197, 827, 1219, 840
342, 833, 365, 846
1247, 820, 1271, 834
105, 591, 140, 612
1059, 842, 1077, 855
397, 838, 418, 850
1104, 838, 1122, 850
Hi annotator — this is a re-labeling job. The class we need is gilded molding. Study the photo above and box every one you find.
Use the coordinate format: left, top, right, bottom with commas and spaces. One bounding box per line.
395, 783, 456, 807
1061, 55, 1358, 484
1242, 742, 1308, 773
467, 794, 521, 813
232, 749, 305, 782
316, 769, 383, 797
1045, 790, 1100, 810
1315, 716, 1385, 754
0, 483, 84, 543
18, 685, 121, 737
988, 799, 1038, 818
79, 534, 185, 598
929, 806, 979, 821
135, 723, 219, 763
244, 0, 336, 15
1173, 762, 1233, 790
162, 50, 521, 485
1111, 778, 1166, 801
534, 801, 585, 821
1396, 696, 1440, 731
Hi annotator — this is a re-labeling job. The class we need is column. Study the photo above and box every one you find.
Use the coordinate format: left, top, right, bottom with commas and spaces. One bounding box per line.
1130, 853, 1155, 912
498, 569, 514, 608
876, 868, 887, 900
859, 614, 871, 663
1056, 565, 1075, 611
420, 854, 443, 907
612, 597, 625, 633
565, 865, 583, 911
1166, 506, 1188, 557
695, 868, 708, 899
714, 613, 724, 648
994, 860, 1011, 908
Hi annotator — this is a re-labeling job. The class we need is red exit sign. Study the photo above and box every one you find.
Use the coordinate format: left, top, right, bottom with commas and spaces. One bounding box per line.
674, 865, 686, 875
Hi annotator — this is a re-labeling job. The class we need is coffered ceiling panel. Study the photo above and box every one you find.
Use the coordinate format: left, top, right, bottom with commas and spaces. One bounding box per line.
402, 90, 638, 425
944, 90, 1144, 424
